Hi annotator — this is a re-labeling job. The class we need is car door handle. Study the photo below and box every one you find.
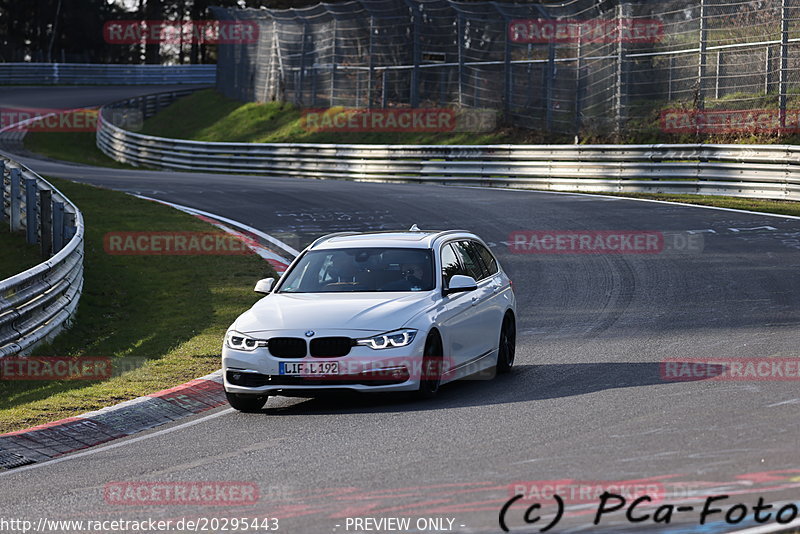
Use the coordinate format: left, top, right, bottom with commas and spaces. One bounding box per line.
471, 296, 479, 306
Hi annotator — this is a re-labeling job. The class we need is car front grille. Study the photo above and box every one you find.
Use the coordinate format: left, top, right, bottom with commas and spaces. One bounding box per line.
267, 337, 307, 358
310, 337, 354, 357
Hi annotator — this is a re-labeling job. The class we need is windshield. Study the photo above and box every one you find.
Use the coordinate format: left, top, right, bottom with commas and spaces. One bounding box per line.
278, 248, 435, 293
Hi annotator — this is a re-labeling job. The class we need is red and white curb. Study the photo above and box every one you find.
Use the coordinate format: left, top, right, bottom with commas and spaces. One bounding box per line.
0, 371, 226, 470
0, 199, 299, 471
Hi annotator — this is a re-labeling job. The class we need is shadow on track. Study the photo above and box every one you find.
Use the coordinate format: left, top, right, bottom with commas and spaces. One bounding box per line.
258, 362, 687, 416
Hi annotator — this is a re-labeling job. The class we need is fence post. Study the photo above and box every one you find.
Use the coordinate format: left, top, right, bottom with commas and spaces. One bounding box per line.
457, 14, 464, 107
381, 70, 388, 108
25, 177, 37, 245
410, 4, 421, 108
330, 19, 337, 106
546, 43, 555, 132
614, 2, 629, 136
53, 200, 64, 252
10, 168, 22, 232
574, 34, 584, 136
715, 50, 721, 99
40, 188, 52, 257
504, 16, 512, 117
310, 66, 318, 107
765, 45, 771, 95
297, 22, 308, 106
368, 16, 375, 109
697, 0, 707, 112
668, 55, 674, 101
779, 0, 789, 129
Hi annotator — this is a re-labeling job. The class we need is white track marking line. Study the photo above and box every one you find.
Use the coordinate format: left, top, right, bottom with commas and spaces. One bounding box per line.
0, 408, 234, 477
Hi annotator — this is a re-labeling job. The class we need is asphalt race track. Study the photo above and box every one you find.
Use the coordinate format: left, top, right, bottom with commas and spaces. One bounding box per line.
1, 87, 799, 534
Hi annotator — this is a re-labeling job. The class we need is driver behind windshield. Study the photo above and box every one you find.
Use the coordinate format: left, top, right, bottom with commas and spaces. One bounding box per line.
382, 261, 426, 291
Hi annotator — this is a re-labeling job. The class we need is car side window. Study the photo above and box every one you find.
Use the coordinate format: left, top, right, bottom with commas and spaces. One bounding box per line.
440, 243, 464, 286
471, 241, 498, 276
452, 241, 486, 281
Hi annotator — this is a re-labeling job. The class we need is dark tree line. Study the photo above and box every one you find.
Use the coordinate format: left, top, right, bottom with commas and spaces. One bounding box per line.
0, 0, 329, 64
0, 0, 556, 64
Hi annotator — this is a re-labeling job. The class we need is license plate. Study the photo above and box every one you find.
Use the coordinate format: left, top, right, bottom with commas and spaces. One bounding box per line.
279, 361, 340, 375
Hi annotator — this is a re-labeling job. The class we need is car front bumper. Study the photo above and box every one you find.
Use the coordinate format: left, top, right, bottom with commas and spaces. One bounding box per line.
222, 330, 426, 396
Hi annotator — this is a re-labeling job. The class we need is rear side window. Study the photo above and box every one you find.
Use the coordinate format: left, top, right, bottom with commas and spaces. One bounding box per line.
471, 241, 498, 276
440, 243, 464, 285
452, 241, 486, 281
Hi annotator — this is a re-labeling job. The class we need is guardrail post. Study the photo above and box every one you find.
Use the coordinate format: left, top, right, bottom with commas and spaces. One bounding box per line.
39, 188, 52, 257
10, 168, 22, 232
64, 210, 76, 244
779, 0, 789, 128
53, 200, 64, 252
25, 177, 38, 244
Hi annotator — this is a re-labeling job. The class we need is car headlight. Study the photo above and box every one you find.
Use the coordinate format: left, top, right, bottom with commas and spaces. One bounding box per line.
356, 329, 417, 350
225, 330, 266, 351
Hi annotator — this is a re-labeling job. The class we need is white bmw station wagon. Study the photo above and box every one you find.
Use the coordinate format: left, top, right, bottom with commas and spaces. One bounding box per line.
222, 227, 516, 411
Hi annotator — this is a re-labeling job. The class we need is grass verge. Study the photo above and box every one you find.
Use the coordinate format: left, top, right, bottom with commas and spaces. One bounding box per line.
25, 129, 133, 169
0, 177, 274, 433
138, 89, 547, 144
583, 192, 800, 218
0, 230, 42, 281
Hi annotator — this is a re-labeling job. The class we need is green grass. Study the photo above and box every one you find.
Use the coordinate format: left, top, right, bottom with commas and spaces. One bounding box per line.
0, 177, 275, 433
590, 192, 800, 217
0, 230, 42, 281
25, 129, 132, 169
139, 89, 542, 145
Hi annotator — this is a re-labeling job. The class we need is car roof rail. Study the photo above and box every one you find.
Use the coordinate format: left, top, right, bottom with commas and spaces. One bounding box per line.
308, 231, 361, 249
431, 229, 472, 241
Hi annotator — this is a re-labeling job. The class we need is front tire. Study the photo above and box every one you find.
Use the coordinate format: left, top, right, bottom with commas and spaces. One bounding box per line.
416, 333, 443, 399
226, 391, 268, 412
496, 314, 516, 374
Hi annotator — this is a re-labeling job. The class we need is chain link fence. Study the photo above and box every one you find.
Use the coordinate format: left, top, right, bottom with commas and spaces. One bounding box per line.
211, 0, 800, 138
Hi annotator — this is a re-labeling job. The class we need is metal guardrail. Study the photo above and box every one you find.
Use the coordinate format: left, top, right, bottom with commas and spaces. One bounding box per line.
0, 156, 84, 357
0, 63, 216, 85
96, 93, 800, 202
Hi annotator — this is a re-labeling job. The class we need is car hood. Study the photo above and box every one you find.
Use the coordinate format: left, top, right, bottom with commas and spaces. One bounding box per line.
232, 291, 436, 334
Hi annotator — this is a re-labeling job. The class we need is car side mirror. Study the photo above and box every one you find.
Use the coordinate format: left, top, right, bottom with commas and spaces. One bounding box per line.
444, 274, 478, 296
254, 277, 275, 294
